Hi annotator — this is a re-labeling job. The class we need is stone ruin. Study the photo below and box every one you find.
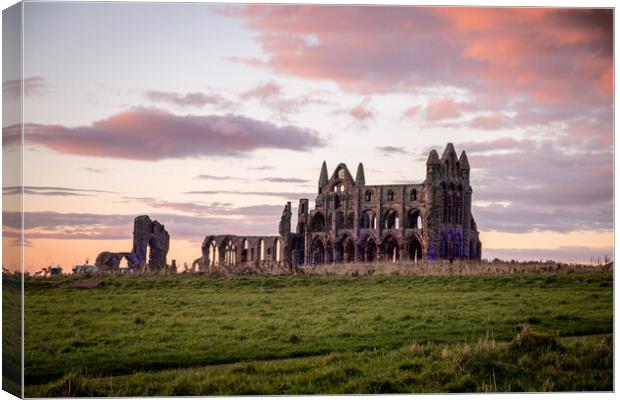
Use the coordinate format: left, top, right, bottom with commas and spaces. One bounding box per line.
90, 144, 481, 275
95, 215, 170, 272
198, 143, 482, 271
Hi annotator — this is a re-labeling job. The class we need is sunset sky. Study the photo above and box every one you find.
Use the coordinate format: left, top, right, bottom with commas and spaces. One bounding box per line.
2, 3, 613, 271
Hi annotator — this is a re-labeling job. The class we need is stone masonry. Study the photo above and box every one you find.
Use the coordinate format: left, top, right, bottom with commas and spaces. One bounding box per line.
198, 143, 481, 270
95, 215, 170, 271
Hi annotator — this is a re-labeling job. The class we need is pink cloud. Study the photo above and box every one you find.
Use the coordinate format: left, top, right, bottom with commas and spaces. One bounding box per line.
241, 81, 282, 101
2, 124, 21, 146
332, 97, 376, 130
6, 107, 325, 160
468, 112, 513, 130
401, 105, 421, 119
349, 97, 375, 121
240, 82, 327, 119
563, 118, 613, 147
426, 98, 466, 121
224, 6, 612, 143
598, 66, 613, 94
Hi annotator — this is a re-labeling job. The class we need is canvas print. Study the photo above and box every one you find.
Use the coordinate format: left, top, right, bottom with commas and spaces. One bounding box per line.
2, 2, 613, 397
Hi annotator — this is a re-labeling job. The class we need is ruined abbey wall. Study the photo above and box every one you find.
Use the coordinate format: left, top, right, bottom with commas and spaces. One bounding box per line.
95, 215, 170, 271
199, 143, 481, 270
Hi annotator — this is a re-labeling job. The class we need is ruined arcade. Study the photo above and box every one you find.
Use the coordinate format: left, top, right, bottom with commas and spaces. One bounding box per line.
198, 143, 481, 270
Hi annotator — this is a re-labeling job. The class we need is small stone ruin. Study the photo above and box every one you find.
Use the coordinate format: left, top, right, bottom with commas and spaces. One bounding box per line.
95, 215, 170, 272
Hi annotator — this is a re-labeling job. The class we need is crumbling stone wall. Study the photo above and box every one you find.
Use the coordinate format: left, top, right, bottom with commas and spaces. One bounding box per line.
200, 143, 481, 270
94, 251, 139, 271
199, 234, 283, 272
95, 215, 169, 272
132, 215, 170, 269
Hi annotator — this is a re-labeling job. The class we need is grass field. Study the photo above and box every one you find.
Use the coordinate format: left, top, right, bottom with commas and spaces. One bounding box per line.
3, 274, 22, 397
24, 271, 613, 395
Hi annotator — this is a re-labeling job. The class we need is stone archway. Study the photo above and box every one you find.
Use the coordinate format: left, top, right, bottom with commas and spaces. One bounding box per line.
407, 235, 423, 263
382, 235, 400, 262
310, 237, 325, 265
223, 239, 237, 266
406, 209, 422, 229
359, 235, 377, 263
383, 209, 400, 229
240, 239, 249, 263
336, 234, 356, 263
360, 209, 377, 229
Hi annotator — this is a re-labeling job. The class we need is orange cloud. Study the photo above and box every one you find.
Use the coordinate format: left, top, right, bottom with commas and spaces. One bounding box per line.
440, 7, 549, 33
224, 5, 612, 130
599, 66, 613, 94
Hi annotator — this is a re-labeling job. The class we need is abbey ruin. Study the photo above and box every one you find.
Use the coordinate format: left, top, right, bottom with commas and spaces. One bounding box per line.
197, 143, 482, 270
95, 215, 170, 272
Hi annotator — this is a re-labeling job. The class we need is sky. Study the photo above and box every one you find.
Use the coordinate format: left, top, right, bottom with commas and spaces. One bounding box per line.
2, 3, 614, 271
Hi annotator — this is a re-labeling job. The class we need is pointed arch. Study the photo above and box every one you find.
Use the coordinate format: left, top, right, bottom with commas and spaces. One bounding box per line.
223, 239, 236, 266
310, 236, 325, 265
343, 236, 355, 263
360, 209, 377, 229
359, 233, 378, 263
383, 208, 400, 229
335, 233, 356, 263
406, 209, 422, 229
407, 235, 423, 263
202, 236, 218, 267
382, 235, 400, 262
240, 239, 249, 263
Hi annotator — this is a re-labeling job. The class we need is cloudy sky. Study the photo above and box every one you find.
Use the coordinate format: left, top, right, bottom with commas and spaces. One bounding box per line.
2, 3, 613, 271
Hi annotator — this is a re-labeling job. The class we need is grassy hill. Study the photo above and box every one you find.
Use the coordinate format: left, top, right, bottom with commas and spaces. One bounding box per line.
24, 270, 613, 395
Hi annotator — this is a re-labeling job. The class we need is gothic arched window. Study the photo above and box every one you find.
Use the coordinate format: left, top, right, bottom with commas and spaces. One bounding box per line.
334, 195, 341, 209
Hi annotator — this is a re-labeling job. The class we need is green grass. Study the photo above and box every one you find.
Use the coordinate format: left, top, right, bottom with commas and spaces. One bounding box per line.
3, 273, 22, 397
24, 272, 613, 395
